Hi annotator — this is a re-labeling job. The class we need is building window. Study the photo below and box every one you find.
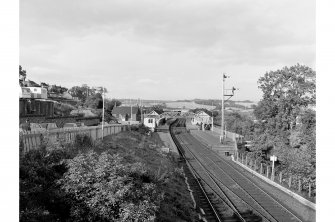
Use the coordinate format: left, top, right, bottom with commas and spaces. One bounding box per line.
148, 119, 153, 123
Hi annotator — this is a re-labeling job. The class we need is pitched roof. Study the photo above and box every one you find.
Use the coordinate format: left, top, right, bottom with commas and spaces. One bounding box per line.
112, 106, 139, 115
148, 110, 164, 115
196, 110, 212, 117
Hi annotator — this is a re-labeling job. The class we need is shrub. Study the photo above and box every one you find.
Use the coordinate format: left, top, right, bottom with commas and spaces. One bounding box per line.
20, 148, 72, 221
58, 151, 162, 221
54, 103, 76, 116
131, 124, 150, 135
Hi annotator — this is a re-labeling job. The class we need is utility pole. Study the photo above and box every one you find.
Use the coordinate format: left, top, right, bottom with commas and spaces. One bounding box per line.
130, 98, 133, 121
140, 98, 143, 123
211, 101, 214, 132
98, 87, 105, 139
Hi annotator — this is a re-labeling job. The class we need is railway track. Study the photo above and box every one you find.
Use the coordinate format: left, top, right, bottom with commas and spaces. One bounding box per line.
170, 118, 303, 222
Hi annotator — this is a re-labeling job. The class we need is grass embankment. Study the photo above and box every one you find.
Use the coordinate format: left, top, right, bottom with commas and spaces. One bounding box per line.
20, 127, 199, 221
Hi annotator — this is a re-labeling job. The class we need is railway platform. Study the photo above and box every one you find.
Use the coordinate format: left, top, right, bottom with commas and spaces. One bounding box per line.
157, 131, 179, 154
187, 123, 237, 156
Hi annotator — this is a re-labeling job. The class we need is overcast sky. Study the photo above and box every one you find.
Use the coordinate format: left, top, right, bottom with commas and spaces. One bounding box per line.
20, 0, 315, 101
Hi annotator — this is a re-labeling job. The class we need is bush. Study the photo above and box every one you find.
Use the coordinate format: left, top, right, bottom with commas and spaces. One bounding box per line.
54, 103, 76, 116
58, 151, 161, 221
130, 124, 150, 135
20, 148, 73, 221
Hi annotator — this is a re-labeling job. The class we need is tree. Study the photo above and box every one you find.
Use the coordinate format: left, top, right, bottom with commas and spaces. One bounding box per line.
19, 65, 27, 81
68, 85, 95, 102
214, 111, 254, 137
250, 64, 316, 178
85, 93, 103, 109
19, 65, 27, 86
105, 99, 122, 111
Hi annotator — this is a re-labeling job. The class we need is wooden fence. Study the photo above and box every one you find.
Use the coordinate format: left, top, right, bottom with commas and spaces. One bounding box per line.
19, 124, 128, 153
235, 152, 316, 202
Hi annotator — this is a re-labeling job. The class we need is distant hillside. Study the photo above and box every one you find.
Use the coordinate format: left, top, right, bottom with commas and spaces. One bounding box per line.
117, 98, 258, 110
165, 101, 216, 110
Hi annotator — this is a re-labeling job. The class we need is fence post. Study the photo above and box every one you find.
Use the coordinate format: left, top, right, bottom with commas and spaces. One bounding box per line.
254, 160, 257, 171
288, 176, 292, 188
309, 183, 312, 198
260, 163, 263, 174
298, 179, 302, 192
279, 172, 282, 184
271, 165, 275, 181
246, 156, 248, 166
266, 166, 270, 178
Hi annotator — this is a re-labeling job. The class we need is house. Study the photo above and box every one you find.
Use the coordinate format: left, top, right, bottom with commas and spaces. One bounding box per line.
191, 110, 213, 125
143, 110, 164, 131
20, 87, 48, 99
27, 87, 48, 99
19, 87, 31, 99
111, 106, 141, 122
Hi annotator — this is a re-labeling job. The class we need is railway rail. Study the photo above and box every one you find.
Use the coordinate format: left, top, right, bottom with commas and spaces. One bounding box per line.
170, 118, 303, 222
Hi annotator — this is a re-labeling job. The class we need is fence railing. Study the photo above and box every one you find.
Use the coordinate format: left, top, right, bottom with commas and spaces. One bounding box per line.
19, 124, 129, 153
235, 152, 316, 203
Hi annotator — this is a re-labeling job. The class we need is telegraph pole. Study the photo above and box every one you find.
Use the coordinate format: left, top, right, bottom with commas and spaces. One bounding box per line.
211, 101, 214, 132
130, 98, 133, 121
140, 98, 143, 123
99, 87, 105, 139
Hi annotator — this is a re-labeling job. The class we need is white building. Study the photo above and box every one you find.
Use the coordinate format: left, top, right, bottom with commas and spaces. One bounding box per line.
143, 110, 164, 131
20, 87, 48, 99
191, 110, 212, 125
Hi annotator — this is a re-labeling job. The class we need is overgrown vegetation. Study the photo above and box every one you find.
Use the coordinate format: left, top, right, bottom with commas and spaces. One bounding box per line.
212, 64, 316, 186
214, 111, 255, 138
54, 103, 76, 116
249, 64, 316, 181
20, 130, 199, 221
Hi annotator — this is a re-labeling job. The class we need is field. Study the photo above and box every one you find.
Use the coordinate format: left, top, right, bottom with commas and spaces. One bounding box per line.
164, 101, 216, 110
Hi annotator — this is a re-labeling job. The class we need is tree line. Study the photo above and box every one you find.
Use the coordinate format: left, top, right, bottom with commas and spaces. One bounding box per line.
214, 64, 315, 182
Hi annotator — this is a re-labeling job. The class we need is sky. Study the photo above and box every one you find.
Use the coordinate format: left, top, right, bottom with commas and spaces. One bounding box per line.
20, 0, 315, 102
